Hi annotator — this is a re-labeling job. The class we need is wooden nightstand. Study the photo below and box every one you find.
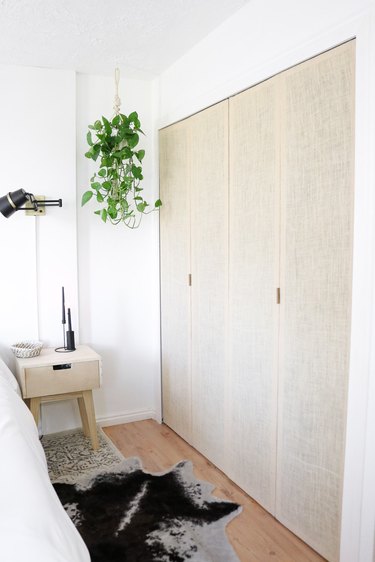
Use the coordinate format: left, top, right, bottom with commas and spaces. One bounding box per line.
15, 345, 101, 450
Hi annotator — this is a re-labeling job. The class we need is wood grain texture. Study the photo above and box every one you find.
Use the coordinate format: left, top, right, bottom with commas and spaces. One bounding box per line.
15, 345, 101, 396
103, 420, 325, 562
29, 396, 41, 425
82, 390, 99, 450
25, 361, 99, 398
15, 345, 101, 451
78, 396, 90, 437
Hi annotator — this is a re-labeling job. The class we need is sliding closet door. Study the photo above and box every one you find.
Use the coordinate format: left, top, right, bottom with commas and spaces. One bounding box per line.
160, 122, 192, 441
190, 101, 229, 469
276, 42, 355, 561
228, 80, 279, 513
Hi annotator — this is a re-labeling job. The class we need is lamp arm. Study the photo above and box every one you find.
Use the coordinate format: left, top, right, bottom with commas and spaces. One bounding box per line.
17, 197, 63, 210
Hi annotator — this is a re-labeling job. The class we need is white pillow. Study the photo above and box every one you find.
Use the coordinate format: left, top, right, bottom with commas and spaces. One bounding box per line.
0, 356, 21, 396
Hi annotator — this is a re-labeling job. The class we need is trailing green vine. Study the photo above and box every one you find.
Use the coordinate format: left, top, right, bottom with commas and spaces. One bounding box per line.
81, 111, 161, 228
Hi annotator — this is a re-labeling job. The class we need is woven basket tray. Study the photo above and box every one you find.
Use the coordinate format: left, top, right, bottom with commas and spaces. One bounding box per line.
11, 341, 43, 358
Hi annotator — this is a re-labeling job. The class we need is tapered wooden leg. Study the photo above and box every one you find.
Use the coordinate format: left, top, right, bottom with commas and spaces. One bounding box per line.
77, 396, 90, 437
29, 397, 41, 426
82, 390, 99, 450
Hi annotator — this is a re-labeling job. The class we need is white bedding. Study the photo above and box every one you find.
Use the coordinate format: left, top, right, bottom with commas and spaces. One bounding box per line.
0, 360, 90, 562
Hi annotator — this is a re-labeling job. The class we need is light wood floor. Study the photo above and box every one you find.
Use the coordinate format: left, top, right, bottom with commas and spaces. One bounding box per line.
103, 420, 325, 562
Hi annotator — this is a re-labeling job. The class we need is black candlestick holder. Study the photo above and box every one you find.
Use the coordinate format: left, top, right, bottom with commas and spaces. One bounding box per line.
55, 287, 76, 352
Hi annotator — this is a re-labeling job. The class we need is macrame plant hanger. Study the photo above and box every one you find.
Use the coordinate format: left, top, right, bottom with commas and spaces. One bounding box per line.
109, 67, 141, 229
113, 67, 121, 117
109, 68, 122, 206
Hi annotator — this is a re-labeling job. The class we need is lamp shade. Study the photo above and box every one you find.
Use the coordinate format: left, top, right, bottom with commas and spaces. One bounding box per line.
0, 189, 28, 218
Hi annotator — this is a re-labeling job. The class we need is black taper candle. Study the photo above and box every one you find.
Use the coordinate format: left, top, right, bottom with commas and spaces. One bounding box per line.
66, 307, 75, 351
62, 287, 66, 324
67, 307, 72, 331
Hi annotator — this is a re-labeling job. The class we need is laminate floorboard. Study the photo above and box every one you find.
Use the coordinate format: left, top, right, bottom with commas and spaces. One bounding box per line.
103, 420, 325, 562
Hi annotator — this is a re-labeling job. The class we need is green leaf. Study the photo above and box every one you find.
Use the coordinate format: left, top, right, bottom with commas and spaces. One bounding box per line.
128, 111, 141, 129
94, 210, 101, 215
85, 150, 92, 159
131, 164, 142, 179
102, 181, 111, 190
98, 168, 107, 177
112, 115, 120, 127
96, 193, 104, 203
128, 133, 139, 148
91, 182, 101, 190
81, 191, 93, 206
155, 199, 162, 208
128, 111, 138, 122
136, 149, 145, 162
101, 209, 107, 223
101, 156, 113, 167
121, 127, 135, 136
102, 116, 111, 134
94, 120, 102, 130
123, 147, 133, 159
108, 207, 118, 219
92, 149, 100, 162
87, 131, 93, 146
136, 202, 146, 212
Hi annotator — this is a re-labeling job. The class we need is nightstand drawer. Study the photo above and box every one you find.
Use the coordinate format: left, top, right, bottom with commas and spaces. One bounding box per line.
25, 360, 100, 398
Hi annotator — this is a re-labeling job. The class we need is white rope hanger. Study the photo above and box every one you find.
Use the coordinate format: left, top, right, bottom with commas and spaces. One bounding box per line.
113, 67, 121, 116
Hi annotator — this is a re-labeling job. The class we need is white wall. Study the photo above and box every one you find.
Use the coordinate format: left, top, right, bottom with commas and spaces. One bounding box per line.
0, 65, 78, 381
0, 65, 161, 434
76, 74, 161, 429
156, 1, 375, 561
158, 0, 371, 126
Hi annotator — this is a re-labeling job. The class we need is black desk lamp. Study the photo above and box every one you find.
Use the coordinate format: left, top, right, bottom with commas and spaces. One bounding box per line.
0, 189, 62, 218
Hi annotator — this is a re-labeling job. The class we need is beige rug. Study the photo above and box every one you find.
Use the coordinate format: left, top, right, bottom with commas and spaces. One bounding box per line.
41, 427, 130, 483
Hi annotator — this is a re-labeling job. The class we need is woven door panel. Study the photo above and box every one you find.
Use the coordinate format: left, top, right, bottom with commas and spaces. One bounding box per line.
190, 101, 229, 470
228, 80, 279, 514
160, 122, 192, 442
276, 41, 355, 561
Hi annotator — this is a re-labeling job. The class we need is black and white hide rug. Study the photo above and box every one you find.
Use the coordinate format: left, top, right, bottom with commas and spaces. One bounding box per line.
53, 457, 241, 562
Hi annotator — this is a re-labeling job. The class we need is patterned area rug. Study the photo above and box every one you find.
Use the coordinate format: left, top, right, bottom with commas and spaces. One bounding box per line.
42, 427, 126, 482
42, 428, 241, 562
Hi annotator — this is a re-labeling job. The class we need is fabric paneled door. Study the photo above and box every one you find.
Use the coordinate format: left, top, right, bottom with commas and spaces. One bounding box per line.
190, 101, 229, 470
160, 121, 192, 442
276, 41, 355, 561
228, 79, 279, 514
160, 40, 355, 562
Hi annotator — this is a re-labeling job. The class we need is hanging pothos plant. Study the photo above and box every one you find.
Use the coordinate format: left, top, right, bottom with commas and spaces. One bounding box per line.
81, 70, 161, 228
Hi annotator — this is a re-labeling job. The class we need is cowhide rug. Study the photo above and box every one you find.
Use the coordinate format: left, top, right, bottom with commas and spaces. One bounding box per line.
43, 430, 241, 562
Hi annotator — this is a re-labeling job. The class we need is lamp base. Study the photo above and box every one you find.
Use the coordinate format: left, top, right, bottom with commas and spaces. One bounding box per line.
55, 346, 75, 353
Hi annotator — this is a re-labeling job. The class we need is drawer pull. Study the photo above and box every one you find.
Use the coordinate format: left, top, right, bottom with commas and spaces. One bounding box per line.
53, 363, 72, 371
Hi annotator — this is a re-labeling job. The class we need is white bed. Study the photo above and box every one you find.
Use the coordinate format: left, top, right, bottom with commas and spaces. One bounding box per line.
0, 356, 90, 562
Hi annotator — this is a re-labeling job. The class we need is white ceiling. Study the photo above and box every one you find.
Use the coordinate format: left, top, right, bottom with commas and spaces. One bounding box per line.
0, 0, 251, 79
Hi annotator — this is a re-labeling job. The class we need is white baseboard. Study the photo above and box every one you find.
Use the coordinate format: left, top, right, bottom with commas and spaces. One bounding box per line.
97, 408, 157, 427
